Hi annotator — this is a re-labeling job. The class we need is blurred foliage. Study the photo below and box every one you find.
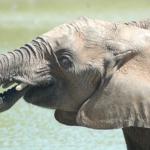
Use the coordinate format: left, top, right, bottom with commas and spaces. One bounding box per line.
0, 0, 149, 13
0, 0, 149, 50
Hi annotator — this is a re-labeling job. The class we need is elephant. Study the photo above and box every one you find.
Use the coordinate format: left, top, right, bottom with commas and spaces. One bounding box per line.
0, 17, 150, 150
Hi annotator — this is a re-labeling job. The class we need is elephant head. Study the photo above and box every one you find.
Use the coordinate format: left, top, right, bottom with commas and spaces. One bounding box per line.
0, 17, 150, 129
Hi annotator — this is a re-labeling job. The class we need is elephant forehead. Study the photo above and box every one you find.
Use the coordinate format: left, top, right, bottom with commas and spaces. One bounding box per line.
44, 23, 74, 38
42, 24, 76, 50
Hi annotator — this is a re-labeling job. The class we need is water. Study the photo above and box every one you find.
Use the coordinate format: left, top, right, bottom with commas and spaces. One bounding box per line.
0, 100, 126, 150
0, 0, 149, 149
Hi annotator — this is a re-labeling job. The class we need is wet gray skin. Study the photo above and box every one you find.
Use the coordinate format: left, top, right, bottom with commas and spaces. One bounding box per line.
0, 17, 149, 117
0, 36, 53, 112
0, 18, 149, 123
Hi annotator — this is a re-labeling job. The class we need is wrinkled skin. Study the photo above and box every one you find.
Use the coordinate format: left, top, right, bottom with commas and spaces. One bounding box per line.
0, 18, 150, 150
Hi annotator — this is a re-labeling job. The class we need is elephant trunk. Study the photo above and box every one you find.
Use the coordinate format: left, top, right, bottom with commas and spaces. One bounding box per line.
0, 37, 50, 85
0, 36, 51, 112
0, 48, 28, 85
0, 48, 31, 112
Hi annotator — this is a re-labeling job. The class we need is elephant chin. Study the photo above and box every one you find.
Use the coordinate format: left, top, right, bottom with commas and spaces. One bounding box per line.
54, 110, 78, 126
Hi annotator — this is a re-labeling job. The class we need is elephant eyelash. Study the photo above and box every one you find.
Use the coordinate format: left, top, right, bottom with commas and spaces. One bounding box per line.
57, 55, 73, 70
55, 49, 74, 64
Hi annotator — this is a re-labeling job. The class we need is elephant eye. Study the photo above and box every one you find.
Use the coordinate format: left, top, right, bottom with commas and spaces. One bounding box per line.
59, 56, 72, 69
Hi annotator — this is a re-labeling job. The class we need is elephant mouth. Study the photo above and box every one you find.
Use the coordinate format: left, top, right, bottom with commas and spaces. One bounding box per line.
0, 72, 56, 112
0, 79, 30, 112
0, 80, 27, 96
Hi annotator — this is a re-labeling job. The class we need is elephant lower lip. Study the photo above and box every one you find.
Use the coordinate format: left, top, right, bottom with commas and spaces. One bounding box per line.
23, 86, 45, 103
23, 84, 55, 107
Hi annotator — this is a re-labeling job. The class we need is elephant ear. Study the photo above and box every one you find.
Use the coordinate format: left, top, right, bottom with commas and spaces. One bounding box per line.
76, 40, 150, 129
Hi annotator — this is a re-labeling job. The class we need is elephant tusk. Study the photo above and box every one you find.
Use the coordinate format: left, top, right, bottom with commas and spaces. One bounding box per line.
16, 83, 28, 91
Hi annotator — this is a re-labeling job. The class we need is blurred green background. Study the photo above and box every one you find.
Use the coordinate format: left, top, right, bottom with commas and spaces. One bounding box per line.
0, 0, 149, 150
0, 0, 150, 50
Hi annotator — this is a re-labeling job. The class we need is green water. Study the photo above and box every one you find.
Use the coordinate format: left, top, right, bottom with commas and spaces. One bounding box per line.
0, 0, 149, 149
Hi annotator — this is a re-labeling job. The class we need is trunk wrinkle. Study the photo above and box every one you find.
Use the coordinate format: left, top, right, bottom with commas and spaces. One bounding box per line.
0, 36, 51, 85
25, 43, 37, 59
32, 39, 45, 59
